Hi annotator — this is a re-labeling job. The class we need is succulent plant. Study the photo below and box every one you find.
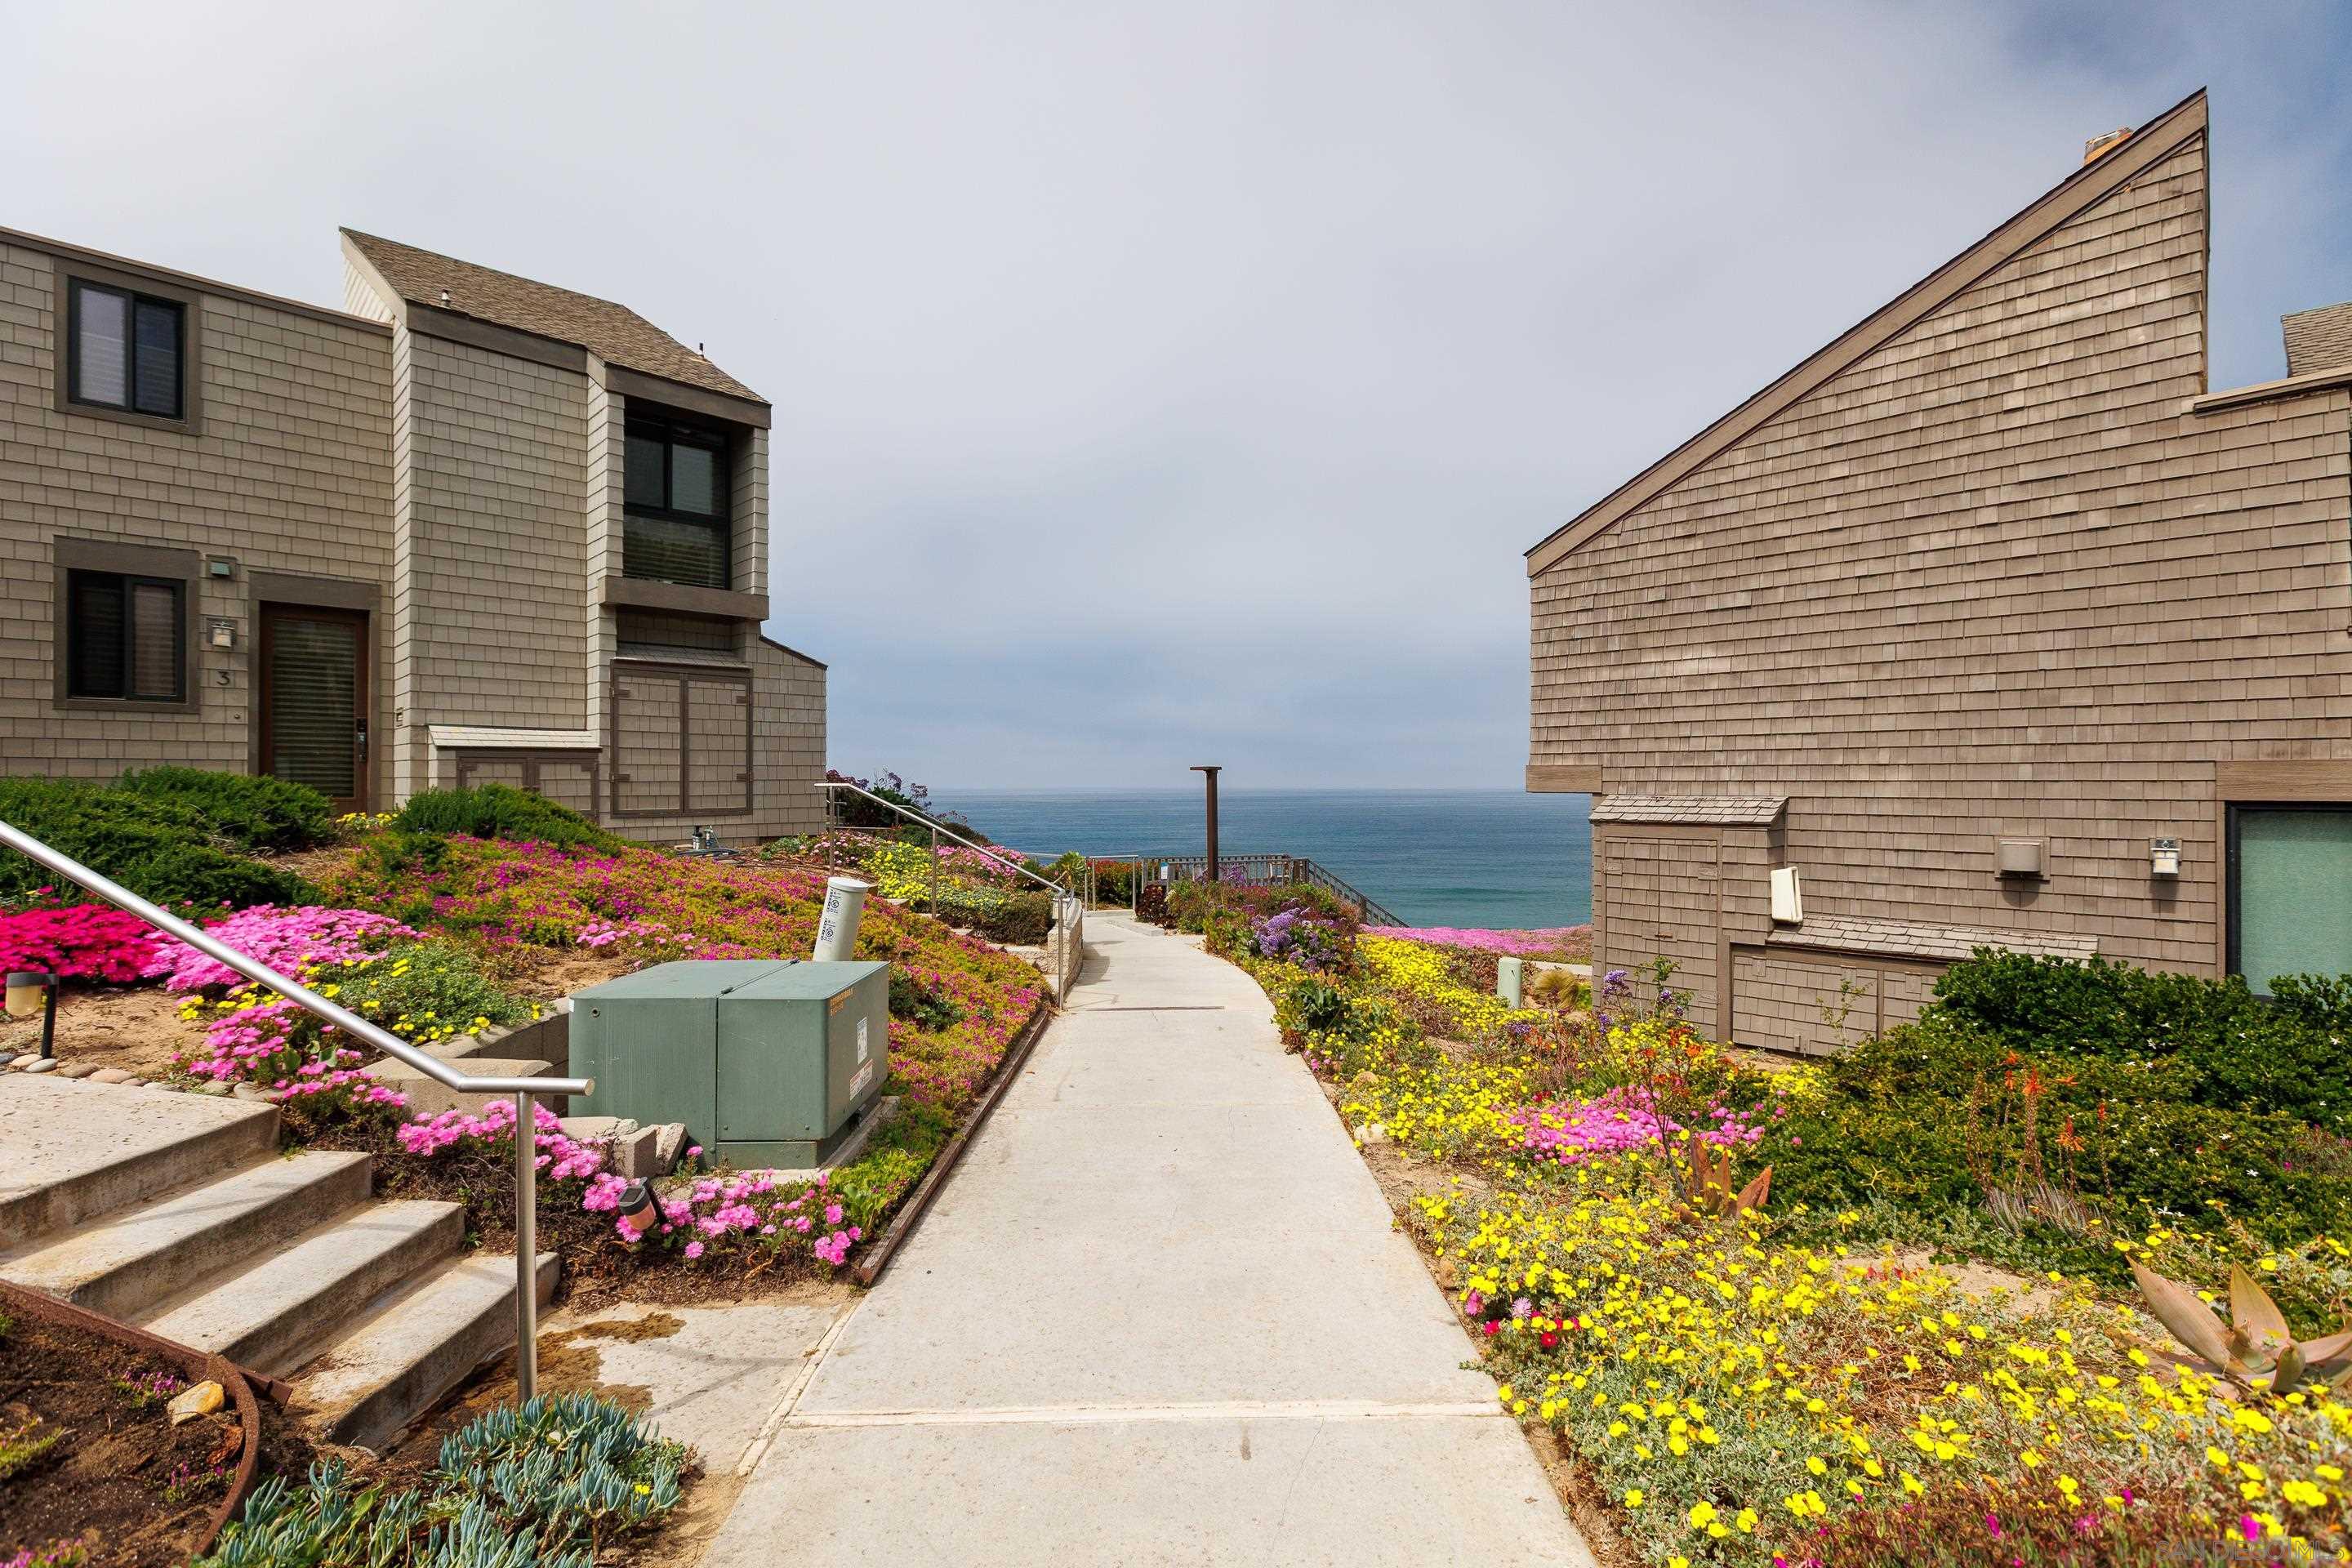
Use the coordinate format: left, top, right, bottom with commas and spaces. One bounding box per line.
1672, 1137, 1771, 1223
194, 1393, 684, 1567
2129, 1258, 2352, 1395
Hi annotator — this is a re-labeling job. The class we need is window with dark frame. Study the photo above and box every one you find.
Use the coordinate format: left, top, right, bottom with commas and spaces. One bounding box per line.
622, 416, 731, 589
65, 569, 185, 702
68, 279, 185, 420
2227, 804, 2352, 997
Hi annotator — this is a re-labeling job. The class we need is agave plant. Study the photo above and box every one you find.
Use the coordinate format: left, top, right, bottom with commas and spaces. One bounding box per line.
1671, 1136, 1771, 1223
2129, 1258, 2352, 1395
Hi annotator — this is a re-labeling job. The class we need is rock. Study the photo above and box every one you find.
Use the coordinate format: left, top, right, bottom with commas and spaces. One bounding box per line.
652, 1123, 689, 1174
90, 1068, 134, 1085
122, 1078, 147, 1089
167, 1380, 225, 1425
22, 1058, 59, 1074
191, 1080, 231, 1096
557, 1115, 642, 1141
0, 1053, 16, 1069
1356, 1123, 1389, 1147
1432, 1257, 1461, 1290
55, 1062, 97, 1080
231, 1083, 272, 1102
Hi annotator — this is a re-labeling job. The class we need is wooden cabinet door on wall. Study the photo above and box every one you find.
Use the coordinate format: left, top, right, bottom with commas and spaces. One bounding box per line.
610, 664, 752, 819
685, 675, 753, 814
1598, 833, 1722, 1038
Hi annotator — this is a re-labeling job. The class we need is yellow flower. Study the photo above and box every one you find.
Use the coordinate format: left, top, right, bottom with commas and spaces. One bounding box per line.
1623, 1488, 1645, 1508
1688, 1501, 1717, 1529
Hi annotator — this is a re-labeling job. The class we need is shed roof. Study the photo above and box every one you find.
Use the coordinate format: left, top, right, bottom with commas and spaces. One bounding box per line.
1588, 794, 1788, 827
1769, 915, 2098, 964
342, 229, 763, 404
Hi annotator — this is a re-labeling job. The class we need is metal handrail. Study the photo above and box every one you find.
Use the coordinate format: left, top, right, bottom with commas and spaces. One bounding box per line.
0, 818, 588, 1402
814, 782, 1085, 995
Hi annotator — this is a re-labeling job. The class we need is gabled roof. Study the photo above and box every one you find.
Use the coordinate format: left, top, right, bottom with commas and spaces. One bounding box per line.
1526, 88, 2209, 577
341, 229, 764, 404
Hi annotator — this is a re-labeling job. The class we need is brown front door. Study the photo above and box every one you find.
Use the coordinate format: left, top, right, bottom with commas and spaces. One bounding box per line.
259, 605, 369, 813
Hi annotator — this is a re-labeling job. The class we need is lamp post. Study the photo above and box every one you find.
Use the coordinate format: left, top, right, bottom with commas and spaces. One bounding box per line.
1191, 765, 1221, 884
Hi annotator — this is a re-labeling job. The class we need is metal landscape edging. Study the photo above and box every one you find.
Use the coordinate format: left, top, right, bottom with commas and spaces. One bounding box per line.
850, 1000, 1055, 1287
0, 1278, 268, 1555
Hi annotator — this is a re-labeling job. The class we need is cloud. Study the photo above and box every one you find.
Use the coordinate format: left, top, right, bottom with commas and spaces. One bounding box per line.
5, 1, 2345, 788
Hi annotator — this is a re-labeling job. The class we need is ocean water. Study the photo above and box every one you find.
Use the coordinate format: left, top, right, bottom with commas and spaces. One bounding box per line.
942, 788, 1595, 930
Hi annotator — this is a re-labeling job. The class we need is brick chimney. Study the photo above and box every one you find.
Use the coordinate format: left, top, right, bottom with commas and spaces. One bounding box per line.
2082, 127, 2134, 164
2283, 302, 2352, 378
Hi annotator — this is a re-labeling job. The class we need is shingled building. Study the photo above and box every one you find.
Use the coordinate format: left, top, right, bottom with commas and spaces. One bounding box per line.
1526, 91, 2352, 1052
0, 223, 825, 841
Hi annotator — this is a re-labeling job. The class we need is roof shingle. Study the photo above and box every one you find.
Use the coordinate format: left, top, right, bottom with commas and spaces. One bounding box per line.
342, 229, 763, 404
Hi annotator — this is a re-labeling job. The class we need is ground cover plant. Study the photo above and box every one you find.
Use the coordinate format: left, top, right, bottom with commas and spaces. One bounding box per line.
192, 1392, 684, 1568
773, 828, 1056, 944
1214, 922, 2352, 1565
0, 770, 1048, 1288
305, 816, 1045, 1280
1366, 923, 1595, 963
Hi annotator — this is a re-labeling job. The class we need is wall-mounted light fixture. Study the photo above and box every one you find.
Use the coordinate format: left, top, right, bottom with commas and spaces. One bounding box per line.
206, 617, 237, 651
6, 970, 57, 1060
204, 556, 237, 580
2151, 838, 2182, 878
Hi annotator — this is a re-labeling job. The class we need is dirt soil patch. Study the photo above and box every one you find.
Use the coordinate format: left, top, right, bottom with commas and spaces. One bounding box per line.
0, 1307, 255, 1566
5, 985, 206, 1080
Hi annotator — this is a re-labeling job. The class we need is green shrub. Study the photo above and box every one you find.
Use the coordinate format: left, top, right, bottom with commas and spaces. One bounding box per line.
933, 884, 1054, 946
1761, 1020, 2352, 1248
1927, 950, 2352, 1131
394, 784, 628, 853
0, 777, 315, 910
118, 765, 333, 852
333, 939, 533, 1038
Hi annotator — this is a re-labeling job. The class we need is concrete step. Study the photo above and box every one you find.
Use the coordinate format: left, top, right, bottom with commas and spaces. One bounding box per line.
0, 1076, 280, 1248
363, 1057, 557, 1118
141, 1200, 466, 1377
0, 1150, 373, 1320
292, 1250, 559, 1453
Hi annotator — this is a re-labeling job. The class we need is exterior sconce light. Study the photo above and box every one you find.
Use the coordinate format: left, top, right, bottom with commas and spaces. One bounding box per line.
204, 556, 237, 579
206, 617, 237, 650
2151, 838, 2181, 878
6, 970, 58, 1060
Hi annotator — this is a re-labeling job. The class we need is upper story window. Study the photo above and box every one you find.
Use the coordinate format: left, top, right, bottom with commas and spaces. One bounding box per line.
65, 569, 185, 703
623, 417, 730, 589
69, 280, 184, 420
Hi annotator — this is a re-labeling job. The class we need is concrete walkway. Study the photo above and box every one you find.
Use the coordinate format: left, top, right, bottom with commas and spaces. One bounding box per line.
705, 913, 1595, 1566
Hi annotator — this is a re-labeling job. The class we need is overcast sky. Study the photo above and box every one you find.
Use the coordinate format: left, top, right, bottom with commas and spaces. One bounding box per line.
7, 2, 2348, 791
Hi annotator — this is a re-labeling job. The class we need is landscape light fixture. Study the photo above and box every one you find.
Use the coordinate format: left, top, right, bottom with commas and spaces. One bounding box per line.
6, 970, 57, 1060
613, 1178, 661, 1240
1192, 765, 1222, 883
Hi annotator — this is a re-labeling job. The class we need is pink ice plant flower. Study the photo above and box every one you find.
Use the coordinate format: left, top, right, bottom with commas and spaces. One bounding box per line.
403, 1102, 867, 1267
145, 905, 421, 991
1505, 1085, 1762, 1165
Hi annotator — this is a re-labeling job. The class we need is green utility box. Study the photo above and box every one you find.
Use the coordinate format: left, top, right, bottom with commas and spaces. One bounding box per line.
569, 959, 890, 1167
